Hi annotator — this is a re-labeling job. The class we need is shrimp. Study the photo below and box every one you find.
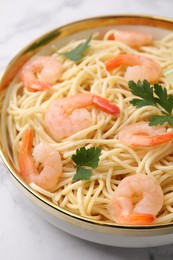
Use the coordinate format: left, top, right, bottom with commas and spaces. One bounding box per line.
20, 55, 63, 91
110, 174, 164, 225
45, 93, 120, 140
18, 128, 62, 190
118, 121, 173, 147
105, 54, 162, 83
106, 30, 153, 47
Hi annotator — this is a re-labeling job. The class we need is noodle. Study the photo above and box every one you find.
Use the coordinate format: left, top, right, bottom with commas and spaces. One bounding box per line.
2, 29, 173, 225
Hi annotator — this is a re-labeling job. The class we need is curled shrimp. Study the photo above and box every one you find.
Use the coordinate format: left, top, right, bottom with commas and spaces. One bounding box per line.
20, 56, 63, 91
105, 54, 162, 83
106, 30, 153, 47
118, 121, 173, 147
45, 93, 120, 140
18, 128, 62, 190
110, 174, 164, 225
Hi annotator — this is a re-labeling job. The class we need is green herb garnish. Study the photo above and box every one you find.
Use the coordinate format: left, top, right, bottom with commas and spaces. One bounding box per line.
72, 147, 102, 181
61, 35, 92, 61
129, 79, 173, 126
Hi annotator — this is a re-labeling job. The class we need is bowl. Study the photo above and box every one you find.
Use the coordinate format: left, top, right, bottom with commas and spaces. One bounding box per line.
1, 14, 173, 248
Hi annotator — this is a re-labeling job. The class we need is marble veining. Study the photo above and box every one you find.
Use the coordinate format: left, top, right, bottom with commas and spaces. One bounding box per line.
1, 0, 173, 259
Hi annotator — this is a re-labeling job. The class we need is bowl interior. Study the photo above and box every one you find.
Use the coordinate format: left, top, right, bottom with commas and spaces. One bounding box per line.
1, 15, 173, 234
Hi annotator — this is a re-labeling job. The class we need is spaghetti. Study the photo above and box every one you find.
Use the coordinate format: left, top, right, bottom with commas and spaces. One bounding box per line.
2, 29, 173, 225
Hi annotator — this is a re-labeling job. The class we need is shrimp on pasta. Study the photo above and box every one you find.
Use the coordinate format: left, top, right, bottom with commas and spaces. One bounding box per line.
20, 56, 63, 91
45, 93, 120, 140
3, 27, 173, 226
104, 29, 153, 47
105, 54, 161, 83
110, 174, 164, 225
118, 121, 173, 147
18, 128, 62, 190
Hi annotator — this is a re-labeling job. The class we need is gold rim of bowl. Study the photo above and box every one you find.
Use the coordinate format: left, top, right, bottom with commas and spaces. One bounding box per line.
1, 14, 173, 236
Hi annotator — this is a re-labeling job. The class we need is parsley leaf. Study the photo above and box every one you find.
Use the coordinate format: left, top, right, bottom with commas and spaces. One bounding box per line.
72, 147, 102, 181
61, 35, 92, 61
72, 147, 101, 168
72, 167, 92, 181
129, 80, 173, 126
149, 115, 173, 126
129, 80, 158, 108
154, 84, 173, 114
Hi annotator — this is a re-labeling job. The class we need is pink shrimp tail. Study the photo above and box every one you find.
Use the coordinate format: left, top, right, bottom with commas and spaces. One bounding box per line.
30, 81, 51, 91
105, 54, 139, 71
149, 132, 173, 146
126, 213, 155, 225
19, 128, 33, 155
107, 33, 115, 40
130, 132, 173, 147
92, 95, 120, 115
18, 128, 38, 179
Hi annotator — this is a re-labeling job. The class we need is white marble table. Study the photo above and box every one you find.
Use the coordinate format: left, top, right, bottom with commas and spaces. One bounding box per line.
1, 0, 173, 259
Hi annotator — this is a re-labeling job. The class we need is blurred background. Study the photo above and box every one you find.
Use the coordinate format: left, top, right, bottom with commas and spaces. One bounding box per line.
1, 0, 173, 72
1, 0, 173, 259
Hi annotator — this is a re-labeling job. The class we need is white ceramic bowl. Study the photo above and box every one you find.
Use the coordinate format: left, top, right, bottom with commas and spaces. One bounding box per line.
1, 15, 173, 248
